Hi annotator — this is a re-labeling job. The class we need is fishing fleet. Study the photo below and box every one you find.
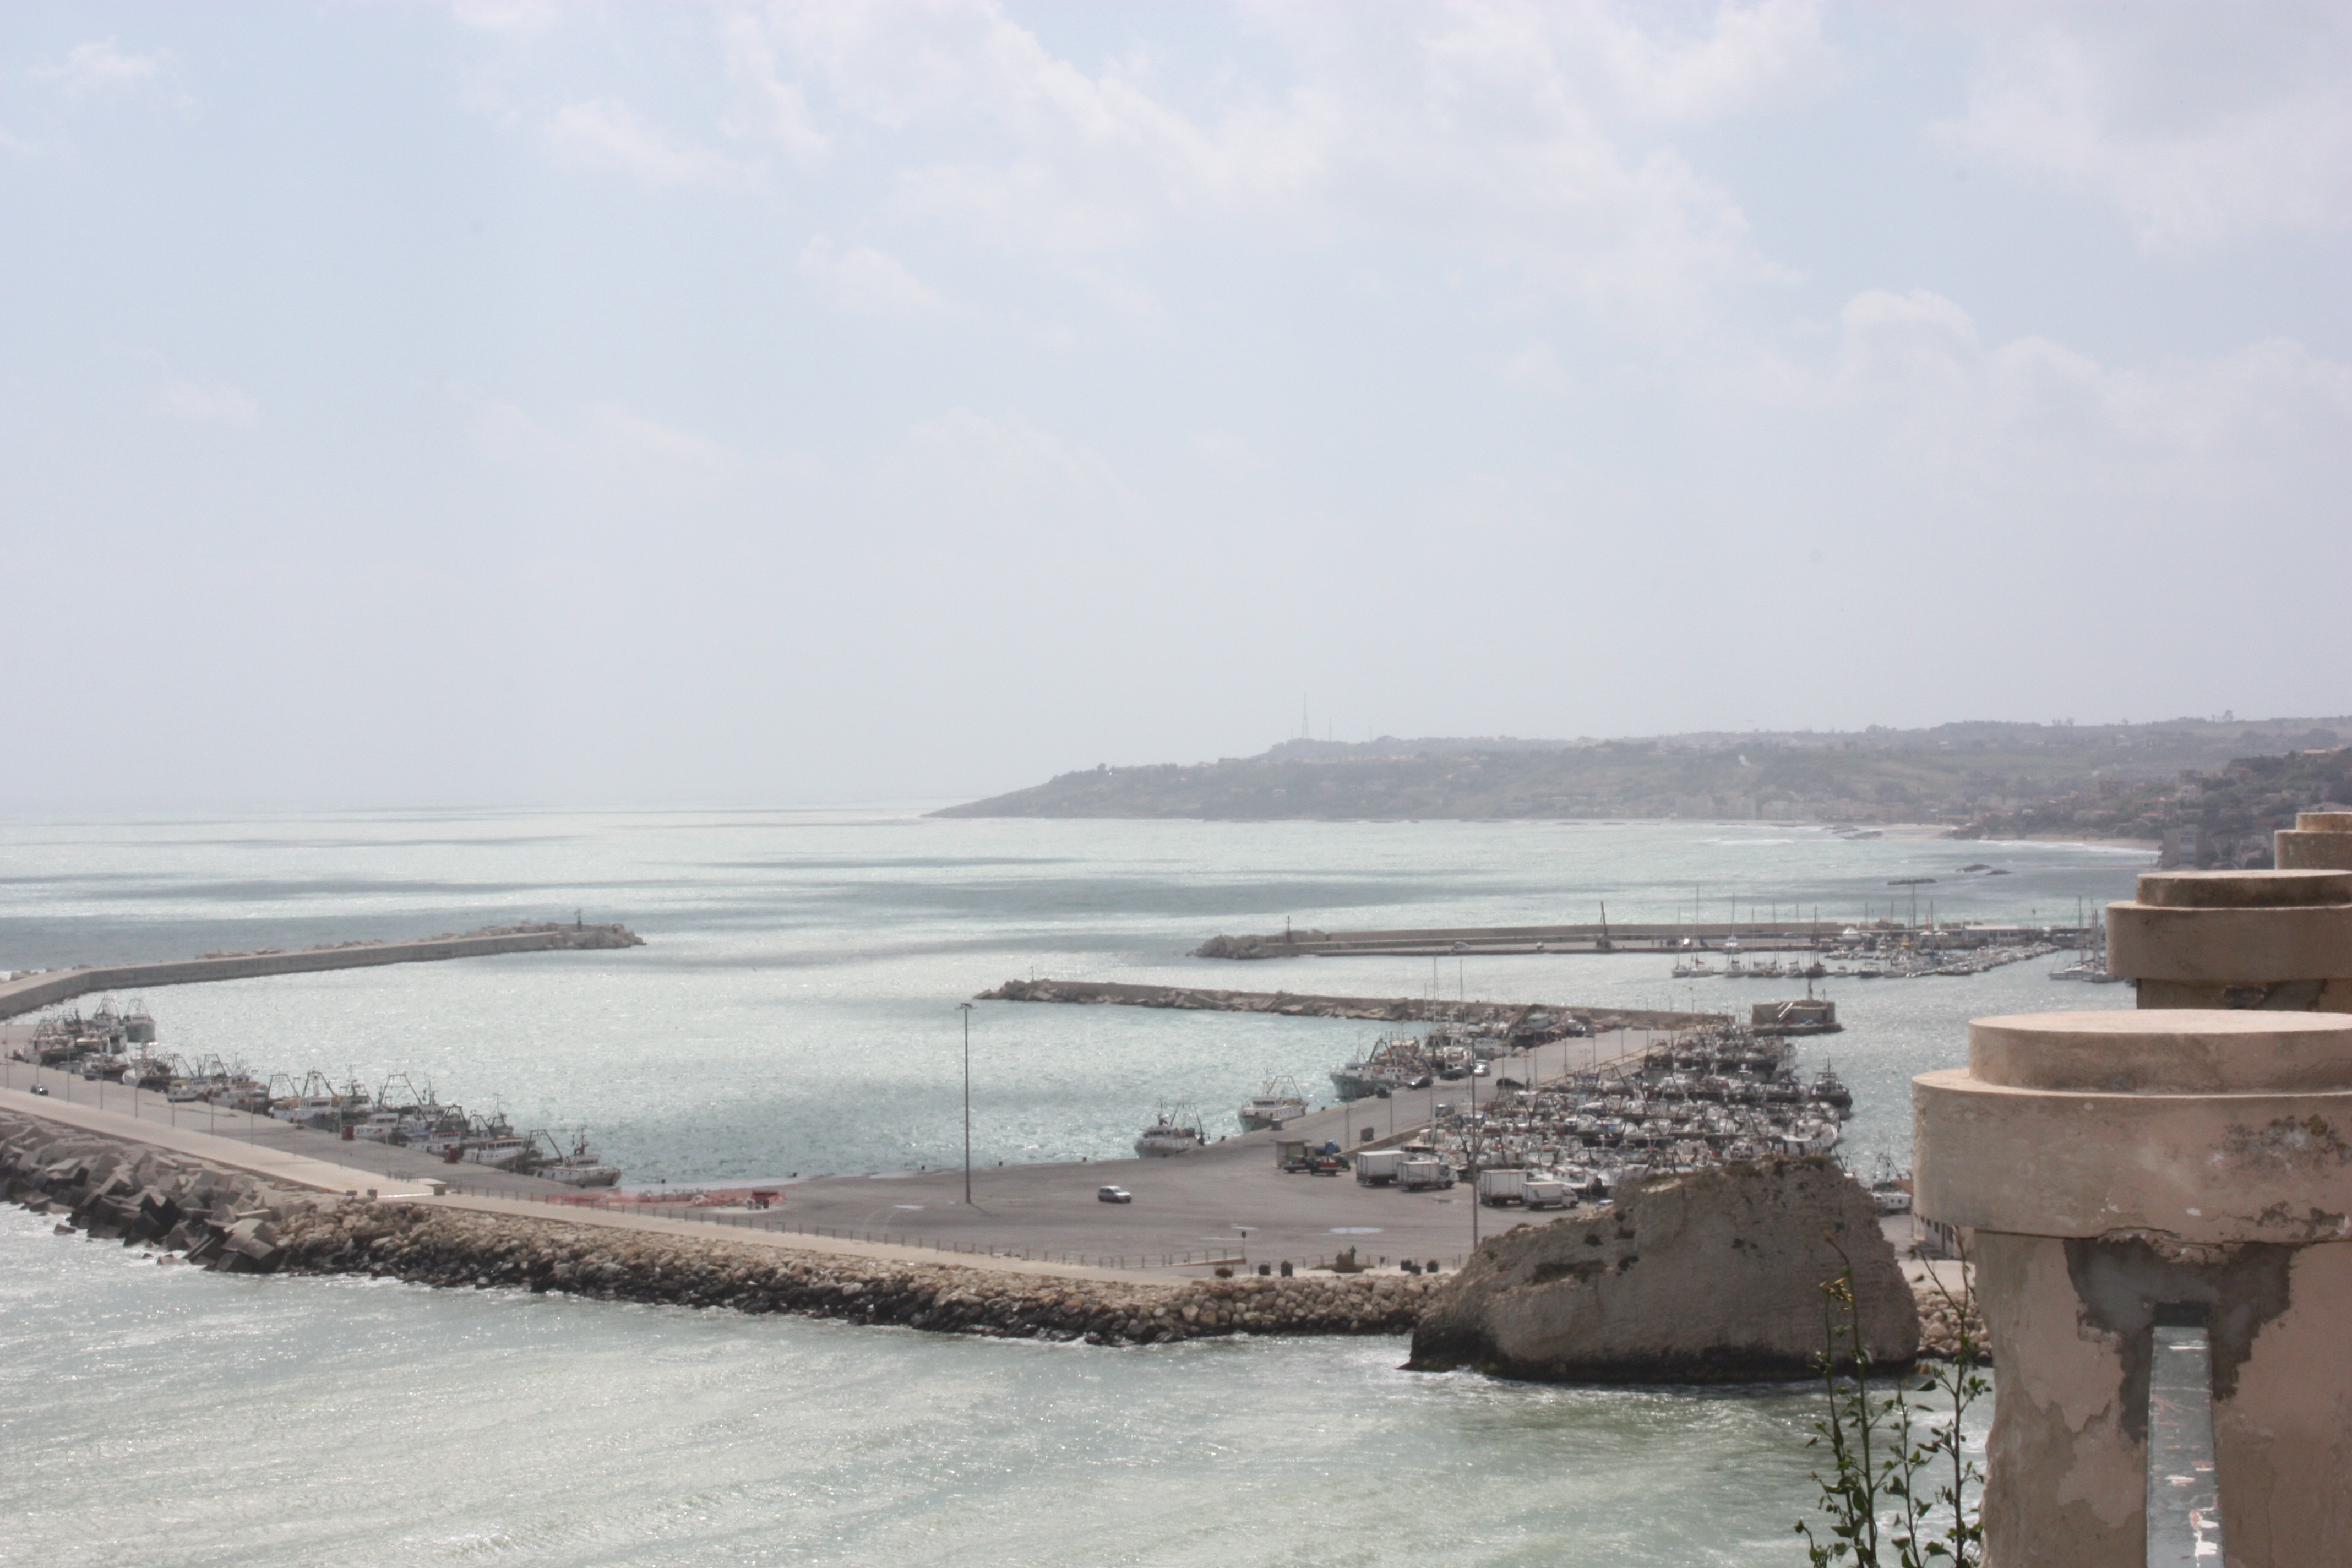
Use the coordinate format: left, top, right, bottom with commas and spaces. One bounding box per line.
7, 999, 621, 1187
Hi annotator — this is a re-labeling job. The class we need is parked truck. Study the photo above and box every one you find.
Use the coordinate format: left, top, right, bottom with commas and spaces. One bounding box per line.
1522, 1177, 1571, 1210
1476, 1168, 1527, 1207
1398, 1156, 1455, 1191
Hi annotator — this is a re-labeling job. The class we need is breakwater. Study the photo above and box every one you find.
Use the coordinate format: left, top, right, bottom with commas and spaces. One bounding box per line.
974, 977, 1722, 1032
1, 1103, 1979, 1357
1195, 919, 2098, 960
0, 1106, 1444, 1343
0, 921, 644, 1021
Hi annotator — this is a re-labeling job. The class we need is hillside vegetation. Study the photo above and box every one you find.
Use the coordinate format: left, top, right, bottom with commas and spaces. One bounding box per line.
932, 717, 2352, 836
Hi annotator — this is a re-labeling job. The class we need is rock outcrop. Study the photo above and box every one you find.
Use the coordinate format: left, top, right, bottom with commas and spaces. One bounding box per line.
1407, 1157, 1919, 1381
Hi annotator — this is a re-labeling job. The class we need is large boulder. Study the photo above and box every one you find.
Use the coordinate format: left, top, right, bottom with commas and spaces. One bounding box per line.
1408, 1157, 1919, 1382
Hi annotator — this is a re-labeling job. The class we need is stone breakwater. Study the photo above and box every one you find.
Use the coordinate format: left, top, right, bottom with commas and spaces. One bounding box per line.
1, 1113, 313, 1271
0, 1110, 1442, 1343
265, 1205, 1448, 1343
2, 1108, 1973, 1360
1914, 1284, 1989, 1364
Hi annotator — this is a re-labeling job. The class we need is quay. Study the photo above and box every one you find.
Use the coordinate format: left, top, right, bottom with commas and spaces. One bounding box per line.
0, 921, 643, 1021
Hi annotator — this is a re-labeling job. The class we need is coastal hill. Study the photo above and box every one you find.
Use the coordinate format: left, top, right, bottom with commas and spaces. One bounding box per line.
932, 717, 2352, 848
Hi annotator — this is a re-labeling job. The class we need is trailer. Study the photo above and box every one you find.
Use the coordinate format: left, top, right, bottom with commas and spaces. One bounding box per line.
1398, 1156, 1455, 1191
1476, 1168, 1527, 1207
1522, 1178, 1571, 1210
1354, 1148, 1404, 1186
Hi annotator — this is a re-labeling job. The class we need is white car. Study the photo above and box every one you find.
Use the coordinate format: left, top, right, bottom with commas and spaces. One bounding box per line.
1097, 1185, 1133, 1204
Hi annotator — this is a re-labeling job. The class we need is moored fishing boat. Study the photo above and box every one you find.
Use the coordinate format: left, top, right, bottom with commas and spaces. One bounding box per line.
1135, 1107, 1204, 1157
528, 1130, 622, 1187
1235, 1074, 1307, 1131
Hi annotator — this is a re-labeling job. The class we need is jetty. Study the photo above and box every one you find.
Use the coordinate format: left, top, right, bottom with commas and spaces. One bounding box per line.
0, 921, 644, 1021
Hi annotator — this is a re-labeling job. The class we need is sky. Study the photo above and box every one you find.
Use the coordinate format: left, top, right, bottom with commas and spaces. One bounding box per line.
2, 1, 2346, 810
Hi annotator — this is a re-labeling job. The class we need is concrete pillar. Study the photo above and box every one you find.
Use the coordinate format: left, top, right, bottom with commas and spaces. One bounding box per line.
1914, 1009, 2352, 1568
2108, 868, 2352, 1011
2275, 810, 2352, 872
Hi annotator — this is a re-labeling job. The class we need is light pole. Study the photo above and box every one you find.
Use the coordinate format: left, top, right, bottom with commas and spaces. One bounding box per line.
958, 1003, 974, 1205
1468, 1059, 1479, 1250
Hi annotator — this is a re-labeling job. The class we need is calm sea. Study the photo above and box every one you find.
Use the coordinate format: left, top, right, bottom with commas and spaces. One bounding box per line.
0, 810, 2134, 1564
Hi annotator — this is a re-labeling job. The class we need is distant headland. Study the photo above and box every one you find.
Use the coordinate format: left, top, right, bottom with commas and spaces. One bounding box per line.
932, 716, 2352, 864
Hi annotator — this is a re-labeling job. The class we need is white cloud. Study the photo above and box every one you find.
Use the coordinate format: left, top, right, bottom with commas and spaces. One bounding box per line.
1188, 431, 1261, 473
590, 404, 729, 470
1945, 6, 2352, 249
1500, 339, 1568, 395
1412, 0, 1837, 127
798, 237, 945, 319
897, 407, 1138, 533
545, 99, 736, 187
450, 0, 559, 34
39, 39, 173, 100
747, 0, 1794, 322
721, 13, 829, 164
1812, 288, 2352, 499
159, 380, 259, 427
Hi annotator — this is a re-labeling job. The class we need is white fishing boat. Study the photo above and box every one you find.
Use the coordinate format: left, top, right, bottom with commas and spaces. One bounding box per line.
463, 1134, 536, 1170
1236, 1075, 1307, 1131
529, 1131, 622, 1188
1134, 1107, 1205, 1157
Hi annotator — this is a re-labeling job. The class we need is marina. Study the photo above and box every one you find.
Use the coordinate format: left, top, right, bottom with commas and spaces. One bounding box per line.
0, 805, 2146, 1568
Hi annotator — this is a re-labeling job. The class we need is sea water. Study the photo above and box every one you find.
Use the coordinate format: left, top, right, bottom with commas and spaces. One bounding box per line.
0, 810, 2122, 1564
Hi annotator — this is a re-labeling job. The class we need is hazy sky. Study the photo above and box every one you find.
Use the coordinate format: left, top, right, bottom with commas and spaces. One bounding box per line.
3, 2, 2346, 809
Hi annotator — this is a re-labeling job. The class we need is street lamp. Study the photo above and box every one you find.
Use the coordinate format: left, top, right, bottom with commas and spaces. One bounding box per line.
958, 1002, 974, 1205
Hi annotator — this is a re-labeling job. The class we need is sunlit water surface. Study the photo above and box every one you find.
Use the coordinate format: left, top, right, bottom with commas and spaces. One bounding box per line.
0, 810, 2097, 1563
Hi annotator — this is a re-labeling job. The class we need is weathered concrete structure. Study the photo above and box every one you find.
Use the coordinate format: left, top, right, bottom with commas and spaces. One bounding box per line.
1405, 1157, 1917, 1382
2107, 867, 2352, 1011
1914, 1010, 2352, 1567
2274, 809, 2352, 872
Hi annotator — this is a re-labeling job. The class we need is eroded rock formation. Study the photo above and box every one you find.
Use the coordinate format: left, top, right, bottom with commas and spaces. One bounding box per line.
1407, 1157, 1918, 1381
